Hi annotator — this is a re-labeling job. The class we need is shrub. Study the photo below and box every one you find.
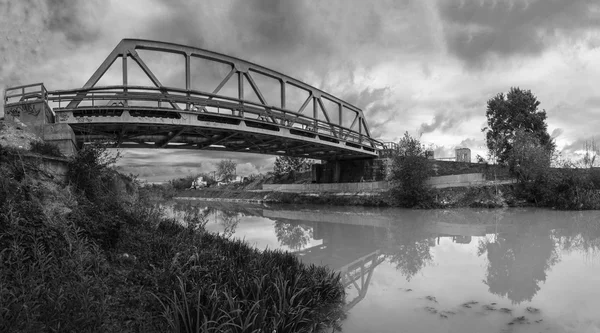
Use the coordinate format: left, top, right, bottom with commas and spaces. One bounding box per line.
30, 140, 63, 157
388, 132, 434, 208
169, 174, 197, 190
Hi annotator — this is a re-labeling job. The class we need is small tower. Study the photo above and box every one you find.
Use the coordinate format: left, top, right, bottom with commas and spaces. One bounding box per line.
455, 148, 471, 162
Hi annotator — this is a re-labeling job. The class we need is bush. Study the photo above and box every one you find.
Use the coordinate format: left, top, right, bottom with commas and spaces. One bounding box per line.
30, 140, 63, 157
388, 132, 434, 208
169, 174, 197, 190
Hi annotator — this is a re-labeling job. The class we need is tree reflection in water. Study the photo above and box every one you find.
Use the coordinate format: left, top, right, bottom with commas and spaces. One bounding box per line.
477, 228, 560, 305
218, 210, 241, 238
274, 221, 313, 251
382, 222, 434, 282
171, 202, 212, 230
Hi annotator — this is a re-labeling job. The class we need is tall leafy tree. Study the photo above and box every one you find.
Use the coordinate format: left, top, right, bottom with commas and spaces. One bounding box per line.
483, 87, 555, 165
273, 156, 312, 178
216, 159, 237, 181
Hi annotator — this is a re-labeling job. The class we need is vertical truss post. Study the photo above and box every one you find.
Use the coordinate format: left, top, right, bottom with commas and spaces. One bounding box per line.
237, 71, 244, 117
313, 97, 318, 133
280, 80, 286, 110
359, 117, 363, 144
122, 54, 128, 92
339, 103, 343, 137
185, 53, 191, 110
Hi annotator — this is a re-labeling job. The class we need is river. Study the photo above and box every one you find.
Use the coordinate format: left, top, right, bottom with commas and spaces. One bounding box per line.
166, 201, 600, 333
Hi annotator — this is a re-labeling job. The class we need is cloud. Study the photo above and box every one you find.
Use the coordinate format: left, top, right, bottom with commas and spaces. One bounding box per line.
551, 128, 564, 139
419, 110, 463, 135
114, 148, 276, 181
561, 136, 599, 154
341, 87, 399, 138
437, 0, 600, 68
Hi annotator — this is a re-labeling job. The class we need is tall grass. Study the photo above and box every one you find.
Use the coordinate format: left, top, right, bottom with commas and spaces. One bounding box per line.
0, 143, 346, 332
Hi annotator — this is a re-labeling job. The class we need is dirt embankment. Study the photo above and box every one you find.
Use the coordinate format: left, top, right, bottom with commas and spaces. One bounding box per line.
0, 120, 42, 150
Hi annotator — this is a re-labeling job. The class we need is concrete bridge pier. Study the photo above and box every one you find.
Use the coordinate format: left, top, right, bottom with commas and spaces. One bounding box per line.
312, 158, 391, 183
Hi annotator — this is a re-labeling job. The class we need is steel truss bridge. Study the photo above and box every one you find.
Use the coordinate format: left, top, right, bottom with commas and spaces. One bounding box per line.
5, 39, 386, 160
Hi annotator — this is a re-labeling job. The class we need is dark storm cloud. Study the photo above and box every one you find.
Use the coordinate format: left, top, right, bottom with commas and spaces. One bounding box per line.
148, 0, 433, 81
438, 0, 600, 67
342, 87, 398, 138
419, 110, 462, 134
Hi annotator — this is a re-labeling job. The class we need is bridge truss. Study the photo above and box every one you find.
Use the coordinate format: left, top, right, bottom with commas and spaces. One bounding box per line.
17, 39, 384, 159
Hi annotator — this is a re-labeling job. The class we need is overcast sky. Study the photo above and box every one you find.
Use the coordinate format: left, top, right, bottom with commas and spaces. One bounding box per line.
2, 0, 599, 181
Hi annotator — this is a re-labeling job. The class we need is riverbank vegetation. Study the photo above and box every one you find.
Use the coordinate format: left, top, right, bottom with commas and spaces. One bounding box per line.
0, 142, 346, 332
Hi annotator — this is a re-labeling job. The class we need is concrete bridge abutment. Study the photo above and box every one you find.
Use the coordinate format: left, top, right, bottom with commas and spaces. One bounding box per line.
4, 99, 78, 157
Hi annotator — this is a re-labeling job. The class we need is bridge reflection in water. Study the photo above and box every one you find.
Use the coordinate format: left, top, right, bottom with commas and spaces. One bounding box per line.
263, 208, 506, 311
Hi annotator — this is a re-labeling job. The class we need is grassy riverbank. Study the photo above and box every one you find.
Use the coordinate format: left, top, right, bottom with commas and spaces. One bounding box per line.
0, 142, 345, 332
175, 185, 517, 208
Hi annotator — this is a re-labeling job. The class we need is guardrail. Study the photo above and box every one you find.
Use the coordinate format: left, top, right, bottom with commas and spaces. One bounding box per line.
4, 83, 48, 105
48, 85, 385, 150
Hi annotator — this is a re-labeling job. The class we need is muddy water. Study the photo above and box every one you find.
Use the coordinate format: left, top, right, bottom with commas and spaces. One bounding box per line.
167, 201, 600, 333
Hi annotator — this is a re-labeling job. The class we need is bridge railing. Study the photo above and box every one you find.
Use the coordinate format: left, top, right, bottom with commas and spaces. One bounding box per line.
48, 85, 385, 151
4, 83, 48, 105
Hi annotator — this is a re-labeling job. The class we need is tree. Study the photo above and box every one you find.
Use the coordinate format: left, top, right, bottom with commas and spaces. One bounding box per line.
273, 156, 312, 180
483, 87, 554, 165
508, 129, 554, 204
216, 159, 237, 181
581, 138, 599, 168
388, 132, 433, 208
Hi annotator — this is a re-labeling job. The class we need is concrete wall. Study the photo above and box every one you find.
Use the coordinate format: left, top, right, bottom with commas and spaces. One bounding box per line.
4, 100, 54, 137
21, 154, 69, 182
313, 158, 390, 183
263, 181, 390, 193
263, 173, 516, 192
43, 123, 78, 156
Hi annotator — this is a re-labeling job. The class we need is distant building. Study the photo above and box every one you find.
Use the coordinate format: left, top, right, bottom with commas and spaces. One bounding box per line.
455, 148, 471, 163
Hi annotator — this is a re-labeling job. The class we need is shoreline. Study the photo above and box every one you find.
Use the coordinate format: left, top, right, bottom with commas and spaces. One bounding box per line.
173, 183, 520, 208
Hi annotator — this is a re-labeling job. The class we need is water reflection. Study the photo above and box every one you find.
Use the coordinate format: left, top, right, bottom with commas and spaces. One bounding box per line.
169, 202, 600, 331
477, 226, 560, 305
274, 221, 313, 250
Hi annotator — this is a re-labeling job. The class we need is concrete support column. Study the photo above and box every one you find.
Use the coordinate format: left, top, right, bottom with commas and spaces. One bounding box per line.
333, 160, 341, 183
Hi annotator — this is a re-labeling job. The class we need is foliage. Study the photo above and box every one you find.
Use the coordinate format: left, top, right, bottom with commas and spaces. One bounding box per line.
29, 140, 63, 157
0, 155, 110, 332
508, 129, 554, 204
274, 156, 313, 180
67, 144, 121, 202
0, 146, 346, 332
169, 174, 197, 190
483, 87, 555, 165
216, 159, 237, 182
388, 132, 434, 208
155, 233, 345, 333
